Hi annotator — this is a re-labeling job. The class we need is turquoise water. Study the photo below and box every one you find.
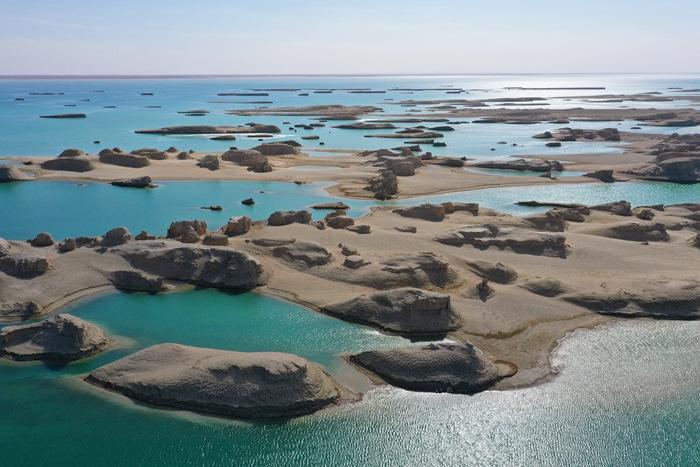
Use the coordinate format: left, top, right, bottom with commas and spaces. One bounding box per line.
0, 289, 697, 466
1, 74, 698, 157
1, 179, 699, 240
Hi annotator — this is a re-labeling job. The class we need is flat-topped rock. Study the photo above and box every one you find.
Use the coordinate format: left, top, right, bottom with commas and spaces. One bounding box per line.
135, 124, 281, 135
111, 176, 155, 188
0, 314, 108, 361
472, 158, 564, 172
583, 222, 670, 242
0, 251, 50, 277
267, 210, 311, 226
393, 204, 446, 222
272, 241, 332, 268
324, 288, 459, 335
114, 242, 265, 290
40, 157, 95, 172
99, 151, 150, 168
350, 342, 515, 394
311, 202, 350, 210
563, 280, 700, 319
251, 142, 299, 156
85, 343, 349, 419
436, 225, 568, 258
221, 149, 267, 166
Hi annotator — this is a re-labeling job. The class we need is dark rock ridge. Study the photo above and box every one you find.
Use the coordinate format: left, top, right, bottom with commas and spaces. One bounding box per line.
39, 113, 86, 119
99, 151, 150, 168
267, 210, 311, 226
0, 314, 108, 361
85, 343, 350, 419
324, 288, 459, 335
111, 176, 156, 188
472, 158, 564, 172
40, 157, 95, 172
366, 169, 398, 200
251, 143, 299, 156
393, 204, 446, 222
135, 124, 281, 135
114, 242, 265, 290
350, 342, 516, 394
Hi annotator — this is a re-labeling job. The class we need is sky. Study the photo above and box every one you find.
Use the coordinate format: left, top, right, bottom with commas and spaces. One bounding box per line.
1, 0, 699, 75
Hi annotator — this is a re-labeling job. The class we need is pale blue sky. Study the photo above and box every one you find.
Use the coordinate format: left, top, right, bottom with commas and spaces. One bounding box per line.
1, 0, 699, 75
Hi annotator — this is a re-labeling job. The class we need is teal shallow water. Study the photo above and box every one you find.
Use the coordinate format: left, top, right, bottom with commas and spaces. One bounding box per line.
1, 74, 698, 157
0, 290, 697, 466
1, 179, 699, 240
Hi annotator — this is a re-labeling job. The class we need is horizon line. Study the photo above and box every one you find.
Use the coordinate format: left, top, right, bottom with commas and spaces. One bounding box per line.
1, 72, 700, 80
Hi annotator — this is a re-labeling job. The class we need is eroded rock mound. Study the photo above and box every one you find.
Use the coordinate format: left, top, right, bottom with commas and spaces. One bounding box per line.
111, 176, 155, 188
272, 241, 332, 268
472, 158, 564, 172
40, 157, 95, 172
436, 225, 568, 258
99, 151, 150, 168
85, 343, 348, 419
109, 270, 166, 293
0, 251, 50, 277
0, 165, 31, 182
466, 261, 518, 284
251, 143, 299, 156
350, 342, 515, 394
267, 210, 311, 226
114, 242, 265, 290
0, 301, 41, 322
583, 222, 670, 242
563, 280, 700, 318
0, 314, 108, 361
324, 288, 459, 335
521, 277, 569, 297
393, 204, 446, 222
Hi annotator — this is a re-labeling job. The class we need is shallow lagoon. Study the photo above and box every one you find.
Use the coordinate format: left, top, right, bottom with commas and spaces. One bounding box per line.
2, 179, 700, 239
0, 289, 697, 466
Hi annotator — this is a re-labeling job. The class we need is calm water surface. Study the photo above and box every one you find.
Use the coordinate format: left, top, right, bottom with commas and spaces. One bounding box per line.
0, 290, 697, 466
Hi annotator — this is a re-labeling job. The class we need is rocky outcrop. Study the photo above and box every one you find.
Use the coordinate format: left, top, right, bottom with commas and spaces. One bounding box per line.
99, 151, 150, 168
251, 143, 299, 156
0, 165, 31, 182
583, 169, 620, 183
583, 222, 670, 242
202, 233, 229, 246
135, 124, 281, 135
0, 301, 40, 322
267, 210, 311, 226
221, 149, 268, 167
436, 225, 568, 258
324, 288, 459, 335
109, 270, 166, 293
522, 210, 569, 232
0, 251, 50, 277
311, 202, 350, 210
334, 122, 396, 130
101, 227, 132, 247
627, 157, 700, 183
85, 343, 349, 419
167, 220, 207, 239
590, 200, 633, 216
472, 158, 564, 172
40, 157, 95, 172
111, 176, 156, 188
366, 169, 398, 200
272, 242, 332, 268
441, 202, 479, 215
326, 215, 354, 229
466, 261, 518, 284
196, 155, 220, 171
393, 204, 446, 222
520, 277, 569, 297
350, 342, 515, 394
58, 148, 85, 158
114, 242, 265, 290
563, 280, 700, 319
223, 216, 252, 236
0, 314, 108, 361
30, 232, 54, 247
